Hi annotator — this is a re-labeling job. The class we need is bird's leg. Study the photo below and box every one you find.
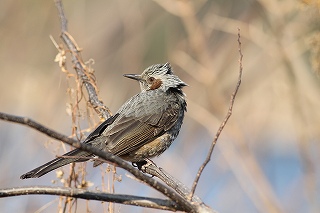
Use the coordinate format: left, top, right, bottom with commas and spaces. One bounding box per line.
132, 160, 148, 170
133, 158, 160, 178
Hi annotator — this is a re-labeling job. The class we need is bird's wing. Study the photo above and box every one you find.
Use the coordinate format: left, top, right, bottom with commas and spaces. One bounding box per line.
103, 92, 181, 156
83, 113, 119, 144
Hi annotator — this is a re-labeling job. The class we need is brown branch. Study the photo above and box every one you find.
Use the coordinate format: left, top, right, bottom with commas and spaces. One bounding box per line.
189, 28, 243, 200
0, 186, 182, 211
0, 112, 195, 212
54, 0, 111, 120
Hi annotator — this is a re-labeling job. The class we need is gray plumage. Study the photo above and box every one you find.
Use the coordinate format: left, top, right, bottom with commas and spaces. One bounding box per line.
21, 62, 187, 179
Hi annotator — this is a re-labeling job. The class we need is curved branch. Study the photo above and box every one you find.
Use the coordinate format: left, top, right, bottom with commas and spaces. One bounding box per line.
0, 112, 78, 144
0, 186, 182, 211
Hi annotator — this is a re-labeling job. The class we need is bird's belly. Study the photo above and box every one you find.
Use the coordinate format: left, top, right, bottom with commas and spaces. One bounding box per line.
121, 133, 173, 162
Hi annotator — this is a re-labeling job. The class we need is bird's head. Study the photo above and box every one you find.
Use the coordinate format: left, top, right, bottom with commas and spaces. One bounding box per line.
124, 62, 187, 92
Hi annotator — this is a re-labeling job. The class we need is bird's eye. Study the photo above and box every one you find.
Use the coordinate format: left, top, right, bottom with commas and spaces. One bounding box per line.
148, 77, 155, 83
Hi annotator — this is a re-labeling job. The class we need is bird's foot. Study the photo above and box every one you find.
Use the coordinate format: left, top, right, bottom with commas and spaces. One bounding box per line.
132, 158, 156, 174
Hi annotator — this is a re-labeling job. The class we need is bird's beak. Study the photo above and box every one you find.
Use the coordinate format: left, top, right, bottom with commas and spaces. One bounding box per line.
123, 74, 142, 81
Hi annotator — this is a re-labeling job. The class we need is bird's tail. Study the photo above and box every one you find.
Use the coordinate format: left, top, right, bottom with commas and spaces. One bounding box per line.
20, 149, 92, 179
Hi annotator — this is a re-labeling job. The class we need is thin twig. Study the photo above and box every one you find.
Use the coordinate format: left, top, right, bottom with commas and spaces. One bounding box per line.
0, 186, 182, 211
189, 28, 243, 200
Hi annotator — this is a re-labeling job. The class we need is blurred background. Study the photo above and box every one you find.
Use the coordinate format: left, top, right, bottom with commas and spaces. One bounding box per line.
0, 0, 319, 212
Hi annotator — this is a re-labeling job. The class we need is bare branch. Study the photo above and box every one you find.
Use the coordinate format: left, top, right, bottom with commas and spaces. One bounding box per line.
0, 112, 78, 145
0, 112, 195, 212
189, 28, 243, 200
0, 186, 182, 211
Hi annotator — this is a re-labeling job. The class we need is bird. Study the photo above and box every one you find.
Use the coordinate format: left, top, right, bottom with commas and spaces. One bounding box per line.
20, 62, 187, 179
